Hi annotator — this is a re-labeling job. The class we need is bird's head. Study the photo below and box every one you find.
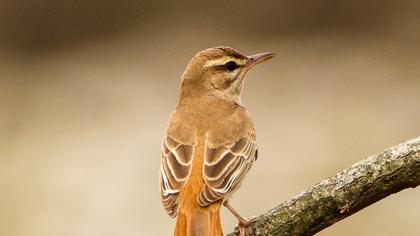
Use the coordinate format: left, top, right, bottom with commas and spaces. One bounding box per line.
180, 46, 274, 104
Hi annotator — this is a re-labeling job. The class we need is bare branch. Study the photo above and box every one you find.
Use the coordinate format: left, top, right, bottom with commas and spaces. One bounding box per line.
227, 137, 420, 236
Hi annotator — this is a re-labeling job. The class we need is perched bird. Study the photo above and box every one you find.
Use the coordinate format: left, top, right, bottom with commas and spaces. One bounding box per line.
159, 46, 274, 236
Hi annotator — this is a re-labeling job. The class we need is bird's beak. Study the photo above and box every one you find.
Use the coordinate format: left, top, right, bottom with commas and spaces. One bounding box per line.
247, 52, 275, 68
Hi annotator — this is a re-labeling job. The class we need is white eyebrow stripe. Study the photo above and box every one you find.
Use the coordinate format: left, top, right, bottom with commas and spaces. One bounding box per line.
204, 57, 247, 68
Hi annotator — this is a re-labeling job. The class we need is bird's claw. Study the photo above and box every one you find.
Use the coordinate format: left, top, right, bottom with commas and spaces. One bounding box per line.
235, 218, 250, 236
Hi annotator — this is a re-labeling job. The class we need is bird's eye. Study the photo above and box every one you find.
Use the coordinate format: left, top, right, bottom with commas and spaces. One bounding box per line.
224, 61, 237, 72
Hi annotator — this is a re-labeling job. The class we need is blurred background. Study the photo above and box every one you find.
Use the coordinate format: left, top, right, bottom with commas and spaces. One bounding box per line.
1, 1, 419, 235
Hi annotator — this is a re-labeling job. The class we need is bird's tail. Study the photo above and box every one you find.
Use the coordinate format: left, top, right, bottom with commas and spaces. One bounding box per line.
172, 149, 222, 236
173, 201, 222, 236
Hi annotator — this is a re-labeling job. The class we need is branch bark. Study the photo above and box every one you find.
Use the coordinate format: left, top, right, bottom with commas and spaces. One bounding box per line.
227, 137, 420, 236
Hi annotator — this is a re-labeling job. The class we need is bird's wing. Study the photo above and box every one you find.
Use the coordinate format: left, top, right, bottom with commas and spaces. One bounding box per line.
199, 133, 258, 206
159, 135, 195, 217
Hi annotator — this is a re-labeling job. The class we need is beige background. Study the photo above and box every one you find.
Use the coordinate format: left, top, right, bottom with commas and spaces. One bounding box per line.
1, 1, 419, 235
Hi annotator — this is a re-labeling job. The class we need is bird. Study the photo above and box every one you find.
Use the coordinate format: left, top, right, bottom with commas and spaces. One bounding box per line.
159, 46, 274, 236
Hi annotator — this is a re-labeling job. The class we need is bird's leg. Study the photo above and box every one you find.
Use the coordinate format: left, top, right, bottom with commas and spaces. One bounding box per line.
223, 201, 249, 236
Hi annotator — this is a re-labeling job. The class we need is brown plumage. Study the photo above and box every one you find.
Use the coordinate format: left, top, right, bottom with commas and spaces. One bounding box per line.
159, 46, 274, 236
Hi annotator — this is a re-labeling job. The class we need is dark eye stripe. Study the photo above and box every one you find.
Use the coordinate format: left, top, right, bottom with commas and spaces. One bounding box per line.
224, 61, 238, 71
211, 61, 243, 71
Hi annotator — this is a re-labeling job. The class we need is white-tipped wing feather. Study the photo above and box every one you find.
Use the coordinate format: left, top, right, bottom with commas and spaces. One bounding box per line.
160, 135, 195, 217
199, 134, 258, 206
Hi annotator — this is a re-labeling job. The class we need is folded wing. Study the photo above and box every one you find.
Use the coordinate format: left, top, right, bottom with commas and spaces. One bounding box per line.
160, 135, 194, 217
199, 135, 258, 206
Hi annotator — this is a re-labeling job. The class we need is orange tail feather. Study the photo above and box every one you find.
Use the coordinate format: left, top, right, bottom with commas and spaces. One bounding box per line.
173, 203, 222, 236
173, 144, 222, 236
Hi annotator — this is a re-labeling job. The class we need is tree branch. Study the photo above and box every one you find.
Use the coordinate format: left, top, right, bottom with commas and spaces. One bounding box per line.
227, 137, 420, 236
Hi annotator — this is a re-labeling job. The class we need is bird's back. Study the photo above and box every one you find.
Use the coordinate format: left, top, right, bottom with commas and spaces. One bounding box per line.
161, 98, 257, 235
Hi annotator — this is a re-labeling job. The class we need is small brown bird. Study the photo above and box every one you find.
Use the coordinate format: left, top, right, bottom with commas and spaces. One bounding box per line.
159, 46, 274, 236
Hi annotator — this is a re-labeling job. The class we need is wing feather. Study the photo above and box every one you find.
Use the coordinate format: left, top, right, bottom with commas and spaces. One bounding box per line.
199, 134, 258, 206
159, 135, 195, 217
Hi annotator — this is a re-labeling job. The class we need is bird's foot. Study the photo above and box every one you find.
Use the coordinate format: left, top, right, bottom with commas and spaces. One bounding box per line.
224, 201, 250, 236
236, 217, 250, 236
